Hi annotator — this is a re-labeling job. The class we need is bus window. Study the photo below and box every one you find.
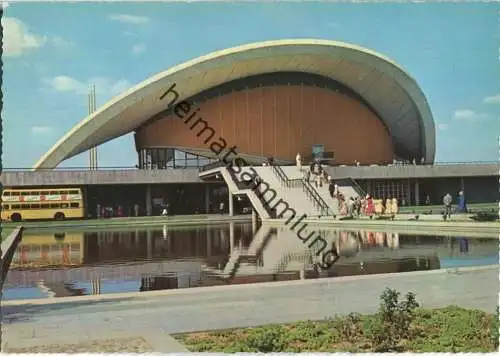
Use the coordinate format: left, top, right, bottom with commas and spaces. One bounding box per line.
40, 203, 49, 209
50, 203, 61, 209
60, 191, 69, 195
30, 191, 40, 196
2, 205, 9, 210
21, 192, 30, 196
11, 192, 20, 196
21, 204, 30, 209
70, 203, 79, 208
49, 191, 58, 195
30, 204, 41, 209
12, 204, 21, 209
3, 192, 11, 196
61, 203, 69, 208
69, 190, 79, 195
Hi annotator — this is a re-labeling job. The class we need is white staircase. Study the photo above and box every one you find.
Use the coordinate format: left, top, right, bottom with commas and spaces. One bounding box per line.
212, 166, 272, 219
199, 163, 363, 219
252, 166, 322, 217
281, 165, 363, 213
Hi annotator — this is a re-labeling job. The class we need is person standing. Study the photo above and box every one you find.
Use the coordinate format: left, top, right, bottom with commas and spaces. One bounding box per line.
443, 193, 452, 221
296, 153, 302, 172
328, 178, 335, 198
457, 190, 467, 213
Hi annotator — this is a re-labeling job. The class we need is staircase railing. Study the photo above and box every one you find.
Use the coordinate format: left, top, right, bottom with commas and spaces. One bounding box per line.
199, 160, 226, 173
301, 178, 332, 216
271, 164, 331, 216
271, 165, 302, 188
335, 177, 367, 198
226, 167, 277, 218
271, 164, 288, 185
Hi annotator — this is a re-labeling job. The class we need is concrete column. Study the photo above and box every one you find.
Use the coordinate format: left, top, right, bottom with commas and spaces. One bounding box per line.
406, 179, 412, 205
414, 179, 420, 206
145, 185, 152, 216
228, 193, 234, 216
205, 184, 210, 213
252, 208, 258, 234
300, 269, 306, 280
207, 227, 212, 256
460, 177, 465, 191
134, 229, 140, 246
91, 279, 101, 295
229, 222, 235, 252
147, 229, 153, 260
82, 186, 89, 218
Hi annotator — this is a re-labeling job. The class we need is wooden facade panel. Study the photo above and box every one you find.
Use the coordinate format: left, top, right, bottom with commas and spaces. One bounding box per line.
135, 85, 394, 164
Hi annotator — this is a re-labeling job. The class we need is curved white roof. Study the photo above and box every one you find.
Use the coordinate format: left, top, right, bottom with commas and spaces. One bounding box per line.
33, 39, 435, 170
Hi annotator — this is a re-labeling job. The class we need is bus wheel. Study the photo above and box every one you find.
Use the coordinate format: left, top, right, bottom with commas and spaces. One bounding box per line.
54, 212, 65, 221
11, 213, 21, 222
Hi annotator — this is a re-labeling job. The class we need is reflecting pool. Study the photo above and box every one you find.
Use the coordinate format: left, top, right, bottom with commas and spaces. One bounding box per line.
3, 222, 498, 300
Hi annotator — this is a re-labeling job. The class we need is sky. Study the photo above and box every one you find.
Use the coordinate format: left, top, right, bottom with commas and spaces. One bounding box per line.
2, 1, 499, 168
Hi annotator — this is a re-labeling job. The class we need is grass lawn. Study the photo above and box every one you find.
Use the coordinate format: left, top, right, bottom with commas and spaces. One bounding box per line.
175, 290, 499, 353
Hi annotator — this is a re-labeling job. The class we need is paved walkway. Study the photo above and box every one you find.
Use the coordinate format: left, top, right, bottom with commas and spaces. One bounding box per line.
2, 265, 498, 351
264, 216, 499, 238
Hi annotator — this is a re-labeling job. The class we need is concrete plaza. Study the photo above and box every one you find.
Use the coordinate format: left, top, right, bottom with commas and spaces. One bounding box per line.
2, 265, 498, 352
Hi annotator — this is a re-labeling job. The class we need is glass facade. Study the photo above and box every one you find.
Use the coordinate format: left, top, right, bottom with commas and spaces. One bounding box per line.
138, 148, 218, 169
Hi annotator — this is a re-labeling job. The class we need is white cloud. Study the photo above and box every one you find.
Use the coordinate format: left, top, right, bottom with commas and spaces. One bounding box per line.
31, 126, 54, 135
109, 14, 150, 25
452, 109, 491, 122
132, 43, 146, 54
2, 17, 47, 57
437, 123, 449, 131
51, 36, 75, 49
482, 93, 500, 105
43, 75, 133, 98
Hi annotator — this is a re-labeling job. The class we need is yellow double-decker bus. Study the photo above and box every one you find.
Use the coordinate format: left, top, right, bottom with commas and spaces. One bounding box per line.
1, 188, 85, 222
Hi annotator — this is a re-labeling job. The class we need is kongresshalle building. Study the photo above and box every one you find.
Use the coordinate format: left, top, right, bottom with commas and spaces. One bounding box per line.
3, 39, 496, 217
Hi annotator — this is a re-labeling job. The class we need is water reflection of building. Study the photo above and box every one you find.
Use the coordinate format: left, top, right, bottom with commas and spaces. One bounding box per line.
200, 227, 447, 286
5, 223, 496, 297
11, 233, 84, 268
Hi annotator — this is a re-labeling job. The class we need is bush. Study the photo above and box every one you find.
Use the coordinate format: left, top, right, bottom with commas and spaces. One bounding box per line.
245, 325, 288, 352
328, 313, 363, 342
470, 211, 498, 222
491, 306, 499, 349
367, 288, 420, 351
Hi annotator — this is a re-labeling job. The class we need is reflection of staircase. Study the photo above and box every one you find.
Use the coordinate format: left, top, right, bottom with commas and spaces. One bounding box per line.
202, 226, 275, 278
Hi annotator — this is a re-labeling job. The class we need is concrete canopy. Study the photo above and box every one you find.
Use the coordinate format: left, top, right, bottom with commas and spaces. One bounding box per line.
33, 39, 435, 170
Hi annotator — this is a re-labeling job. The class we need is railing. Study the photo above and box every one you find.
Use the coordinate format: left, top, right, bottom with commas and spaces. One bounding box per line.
271, 164, 288, 185
271, 164, 331, 216
334, 177, 367, 198
2, 160, 496, 173
199, 160, 227, 173
301, 178, 332, 216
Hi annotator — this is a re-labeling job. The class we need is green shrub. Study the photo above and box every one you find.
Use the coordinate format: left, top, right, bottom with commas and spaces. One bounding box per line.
367, 288, 420, 351
491, 306, 499, 349
328, 313, 363, 342
245, 325, 288, 352
470, 211, 498, 222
